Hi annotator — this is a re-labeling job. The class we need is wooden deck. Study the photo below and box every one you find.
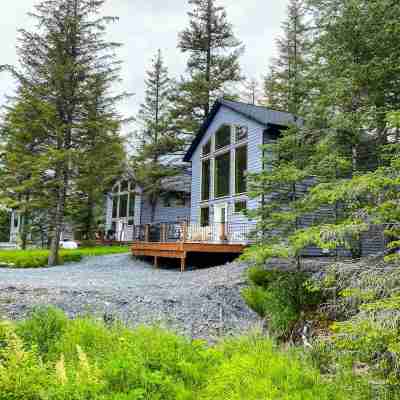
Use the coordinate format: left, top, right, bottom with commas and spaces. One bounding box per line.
131, 241, 246, 272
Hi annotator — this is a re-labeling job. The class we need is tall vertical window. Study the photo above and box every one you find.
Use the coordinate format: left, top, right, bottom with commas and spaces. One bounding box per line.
202, 139, 211, 157
215, 125, 231, 150
119, 194, 128, 218
214, 152, 231, 197
235, 145, 248, 194
112, 197, 119, 218
129, 194, 135, 218
201, 159, 211, 201
200, 207, 210, 227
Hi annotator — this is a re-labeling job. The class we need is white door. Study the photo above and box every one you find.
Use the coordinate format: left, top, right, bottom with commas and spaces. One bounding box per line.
214, 203, 228, 242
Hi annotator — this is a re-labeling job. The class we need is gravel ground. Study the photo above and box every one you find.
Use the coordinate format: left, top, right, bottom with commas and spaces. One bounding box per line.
0, 254, 260, 341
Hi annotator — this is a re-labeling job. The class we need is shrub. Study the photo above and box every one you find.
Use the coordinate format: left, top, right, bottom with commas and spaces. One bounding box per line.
243, 267, 323, 337
0, 246, 129, 268
0, 309, 370, 400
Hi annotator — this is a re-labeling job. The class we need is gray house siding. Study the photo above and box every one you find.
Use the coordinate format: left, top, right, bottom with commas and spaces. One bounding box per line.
140, 196, 190, 225
190, 105, 264, 227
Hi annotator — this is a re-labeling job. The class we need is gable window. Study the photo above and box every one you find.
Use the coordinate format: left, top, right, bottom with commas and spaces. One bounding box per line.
215, 125, 231, 150
235, 126, 248, 142
235, 145, 247, 194
202, 139, 211, 157
120, 181, 129, 192
201, 159, 211, 201
234, 200, 247, 213
200, 207, 210, 227
215, 152, 231, 198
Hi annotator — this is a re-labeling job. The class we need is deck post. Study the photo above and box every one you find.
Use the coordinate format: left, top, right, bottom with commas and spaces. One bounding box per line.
161, 224, 166, 242
181, 221, 188, 243
154, 256, 159, 269
180, 255, 186, 272
219, 222, 227, 241
145, 224, 150, 242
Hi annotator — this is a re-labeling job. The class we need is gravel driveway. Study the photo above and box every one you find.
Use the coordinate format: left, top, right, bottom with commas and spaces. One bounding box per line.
0, 254, 260, 341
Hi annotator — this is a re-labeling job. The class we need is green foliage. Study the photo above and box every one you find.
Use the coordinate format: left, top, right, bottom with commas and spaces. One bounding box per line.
171, 0, 243, 135
0, 308, 371, 400
243, 268, 323, 337
0, 209, 10, 242
0, 246, 129, 268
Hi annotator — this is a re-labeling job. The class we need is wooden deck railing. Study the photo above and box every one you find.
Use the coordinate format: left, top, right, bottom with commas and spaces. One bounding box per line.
131, 222, 256, 244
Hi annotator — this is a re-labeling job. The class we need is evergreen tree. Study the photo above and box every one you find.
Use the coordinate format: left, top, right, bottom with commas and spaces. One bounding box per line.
0, 0, 125, 263
72, 74, 127, 240
263, 0, 309, 113
133, 50, 183, 222
171, 0, 243, 136
240, 78, 262, 105
247, 0, 400, 267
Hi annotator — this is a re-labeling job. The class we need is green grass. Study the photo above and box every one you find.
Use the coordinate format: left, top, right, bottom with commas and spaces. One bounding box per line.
0, 246, 130, 268
0, 307, 374, 400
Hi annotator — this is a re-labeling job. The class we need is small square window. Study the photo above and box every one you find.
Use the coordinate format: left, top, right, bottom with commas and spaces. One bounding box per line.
202, 139, 211, 157
234, 200, 247, 213
235, 126, 248, 142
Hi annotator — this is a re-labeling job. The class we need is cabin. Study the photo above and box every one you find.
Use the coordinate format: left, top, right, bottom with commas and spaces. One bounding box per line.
131, 99, 296, 269
105, 171, 191, 241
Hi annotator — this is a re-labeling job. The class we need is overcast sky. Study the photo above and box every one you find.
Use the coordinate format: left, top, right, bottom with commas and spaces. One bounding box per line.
0, 0, 288, 126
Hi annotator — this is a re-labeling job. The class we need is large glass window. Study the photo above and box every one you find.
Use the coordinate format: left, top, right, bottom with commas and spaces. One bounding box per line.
234, 200, 247, 213
112, 197, 119, 218
201, 159, 211, 201
215, 125, 231, 150
119, 194, 128, 218
129, 194, 135, 217
235, 145, 248, 194
202, 139, 211, 157
200, 207, 210, 227
235, 126, 248, 142
215, 152, 231, 198
120, 181, 129, 192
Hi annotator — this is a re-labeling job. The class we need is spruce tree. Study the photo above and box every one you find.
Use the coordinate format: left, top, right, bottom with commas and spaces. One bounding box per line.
171, 0, 243, 136
133, 50, 183, 222
263, 0, 309, 113
1, 0, 125, 263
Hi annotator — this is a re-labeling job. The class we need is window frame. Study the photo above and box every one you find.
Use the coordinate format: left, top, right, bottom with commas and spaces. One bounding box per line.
201, 158, 211, 201
234, 199, 248, 214
214, 150, 231, 199
235, 125, 248, 143
215, 124, 232, 151
200, 206, 210, 227
235, 144, 248, 195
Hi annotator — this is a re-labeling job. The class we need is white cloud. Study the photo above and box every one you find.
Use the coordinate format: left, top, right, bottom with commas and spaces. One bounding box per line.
0, 0, 288, 127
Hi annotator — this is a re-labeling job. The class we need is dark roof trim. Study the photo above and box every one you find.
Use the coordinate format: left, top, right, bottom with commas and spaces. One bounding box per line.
183, 99, 294, 162
183, 100, 223, 162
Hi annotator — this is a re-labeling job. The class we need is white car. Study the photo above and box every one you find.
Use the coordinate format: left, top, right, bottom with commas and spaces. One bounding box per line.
60, 240, 78, 249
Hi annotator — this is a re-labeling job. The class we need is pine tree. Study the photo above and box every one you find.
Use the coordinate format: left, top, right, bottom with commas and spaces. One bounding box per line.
133, 50, 184, 222
72, 74, 127, 240
263, 0, 309, 113
240, 78, 262, 105
1, 0, 125, 263
171, 0, 243, 136
247, 0, 400, 266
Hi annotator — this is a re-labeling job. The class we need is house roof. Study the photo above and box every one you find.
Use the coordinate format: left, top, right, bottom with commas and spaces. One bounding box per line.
160, 169, 191, 194
183, 99, 297, 162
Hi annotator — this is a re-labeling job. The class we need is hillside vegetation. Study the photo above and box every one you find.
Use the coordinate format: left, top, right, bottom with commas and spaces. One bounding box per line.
0, 307, 377, 400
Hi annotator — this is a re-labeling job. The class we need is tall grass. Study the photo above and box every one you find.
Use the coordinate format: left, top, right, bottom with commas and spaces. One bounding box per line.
0, 307, 374, 400
0, 246, 130, 268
